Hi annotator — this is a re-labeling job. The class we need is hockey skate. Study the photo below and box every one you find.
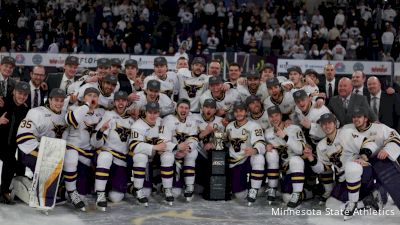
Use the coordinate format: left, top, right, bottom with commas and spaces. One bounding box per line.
136, 189, 148, 207
343, 201, 357, 221
184, 185, 194, 202
287, 192, 301, 208
96, 191, 107, 212
68, 190, 86, 212
363, 189, 383, 211
266, 188, 276, 205
319, 191, 331, 205
247, 188, 258, 206
164, 188, 174, 206
0, 192, 15, 205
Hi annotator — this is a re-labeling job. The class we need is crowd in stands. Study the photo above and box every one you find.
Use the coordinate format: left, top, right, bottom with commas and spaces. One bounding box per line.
0, 0, 400, 61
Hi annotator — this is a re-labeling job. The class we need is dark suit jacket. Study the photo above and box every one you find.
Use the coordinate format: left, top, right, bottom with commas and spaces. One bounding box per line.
353, 87, 369, 97
318, 78, 339, 103
367, 92, 400, 132
3, 77, 17, 98
118, 73, 142, 94
328, 93, 378, 127
46, 73, 78, 92
26, 87, 47, 109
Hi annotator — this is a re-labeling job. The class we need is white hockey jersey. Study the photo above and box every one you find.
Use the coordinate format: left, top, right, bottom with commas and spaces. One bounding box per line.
199, 89, 241, 113
129, 117, 163, 157
264, 124, 306, 165
143, 72, 180, 99
237, 83, 269, 102
263, 91, 296, 119
192, 113, 224, 145
343, 123, 400, 159
159, 114, 199, 152
225, 120, 266, 167
178, 73, 208, 113
65, 104, 105, 151
248, 110, 271, 131
17, 106, 68, 155
313, 128, 378, 182
293, 103, 330, 144
129, 91, 175, 117
68, 75, 120, 95
91, 110, 134, 155
76, 83, 114, 110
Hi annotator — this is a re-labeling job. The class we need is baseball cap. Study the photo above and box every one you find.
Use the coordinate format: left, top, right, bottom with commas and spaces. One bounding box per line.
233, 101, 247, 111
209, 76, 223, 85
287, 66, 302, 74
49, 88, 67, 98
176, 98, 191, 108
304, 69, 319, 77
261, 63, 275, 72
192, 57, 206, 66
125, 59, 138, 68
145, 102, 160, 112
293, 89, 308, 102
83, 87, 100, 96
317, 113, 337, 124
154, 56, 168, 66
147, 79, 161, 91
111, 58, 122, 67
14, 81, 30, 94
352, 107, 369, 118
267, 105, 281, 116
203, 99, 217, 108
65, 56, 79, 65
97, 58, 111, 68
246, 70, 260, 79
114, 91, 128, 100
266, 77, 280, 88
1, 56, 16, 66
103, 74, 118, 85
246, 95, 261, 106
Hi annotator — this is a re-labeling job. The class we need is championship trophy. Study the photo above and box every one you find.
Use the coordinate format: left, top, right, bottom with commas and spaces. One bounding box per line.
207, 129, 229, 200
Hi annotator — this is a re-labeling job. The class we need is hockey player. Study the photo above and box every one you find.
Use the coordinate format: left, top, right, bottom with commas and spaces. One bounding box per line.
92, 91, 134, 211
143, 57, 179, 100
128, 79, 175, 118
226, 101, 266, 206
63, 87, 104, 211
303, 113, 379, 220
129, 102, 175, 206
287, 66, 319, 95
160, 99, 199, 201
264, 105, 307, 207
292, 89, 332, 203
76, 74, 118, 110
237, 70, 269, 102
263, 77, 296, 121
246, 95, 270, 131
199, 76, 240, 117
178, 57, 209, 113
259, 63, 293, 90
16, 88, 68, 173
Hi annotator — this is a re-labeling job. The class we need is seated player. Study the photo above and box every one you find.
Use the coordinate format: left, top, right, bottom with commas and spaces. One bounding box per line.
129, 102, 175, 206
225, 101, 266, 206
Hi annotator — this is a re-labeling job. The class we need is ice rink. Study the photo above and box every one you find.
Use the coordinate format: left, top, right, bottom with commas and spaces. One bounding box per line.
0, 191, 399, 225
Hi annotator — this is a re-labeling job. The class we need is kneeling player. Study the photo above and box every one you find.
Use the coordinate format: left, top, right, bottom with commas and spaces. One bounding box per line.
264, 106, 307, 208
64, 87, 104, 211
92, 91, 134, 211
304, 113, 379, 220
129, 102, 175, 206
226, 101, 266, 206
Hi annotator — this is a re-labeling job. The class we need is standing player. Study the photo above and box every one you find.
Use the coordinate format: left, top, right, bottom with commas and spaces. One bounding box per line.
246, 95, 270, 131
226, 101, 266, 206
91, 91, 134, 211
304, 113, 379, 220
264, 106, 307, 207
160, 99, 199, 201
237, 70, 269, 102
264, 77, 296, 121
144, 57, 180, 100
63, 87, 104, 211
129, 102, 175, 206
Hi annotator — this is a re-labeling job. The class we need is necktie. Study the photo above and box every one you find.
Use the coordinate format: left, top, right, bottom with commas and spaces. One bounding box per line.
342, 98, 348, 112
328, 83, 333, 98
33, 89, 39, 108
65, 80, 72, 94
355, 89, 360, 94
372, 96, 378, 115
0, 80, 6, 97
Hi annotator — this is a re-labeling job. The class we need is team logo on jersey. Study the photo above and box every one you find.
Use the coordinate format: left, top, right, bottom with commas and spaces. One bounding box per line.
84, 121, 97, 136
175, 131, 191, 144
52, 122, 67, 139
163, 89, 173, 98
115, 123, 131, 142
145, 137, 161, 145
230, 137, 247, 152
184, 82, 204, 98
328, 146, 343, 168
275, 145, 288, 160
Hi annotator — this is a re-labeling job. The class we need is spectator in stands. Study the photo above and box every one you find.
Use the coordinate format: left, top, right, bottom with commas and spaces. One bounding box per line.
311, 10, 324, 29
334, 9, 345, 29
382, 26, 394, 54
332, 40, 346, 60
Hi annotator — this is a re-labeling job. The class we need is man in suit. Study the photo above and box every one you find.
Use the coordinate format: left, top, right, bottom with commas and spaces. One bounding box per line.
27, 65, 47, 108
367, 76, 400, 132
0, 56, 17, 107
351, 71, 369, 96
317, 64, 339, 103
118, 59, 142, 95
328, 77, 377, 127
46, 56, 80, 93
